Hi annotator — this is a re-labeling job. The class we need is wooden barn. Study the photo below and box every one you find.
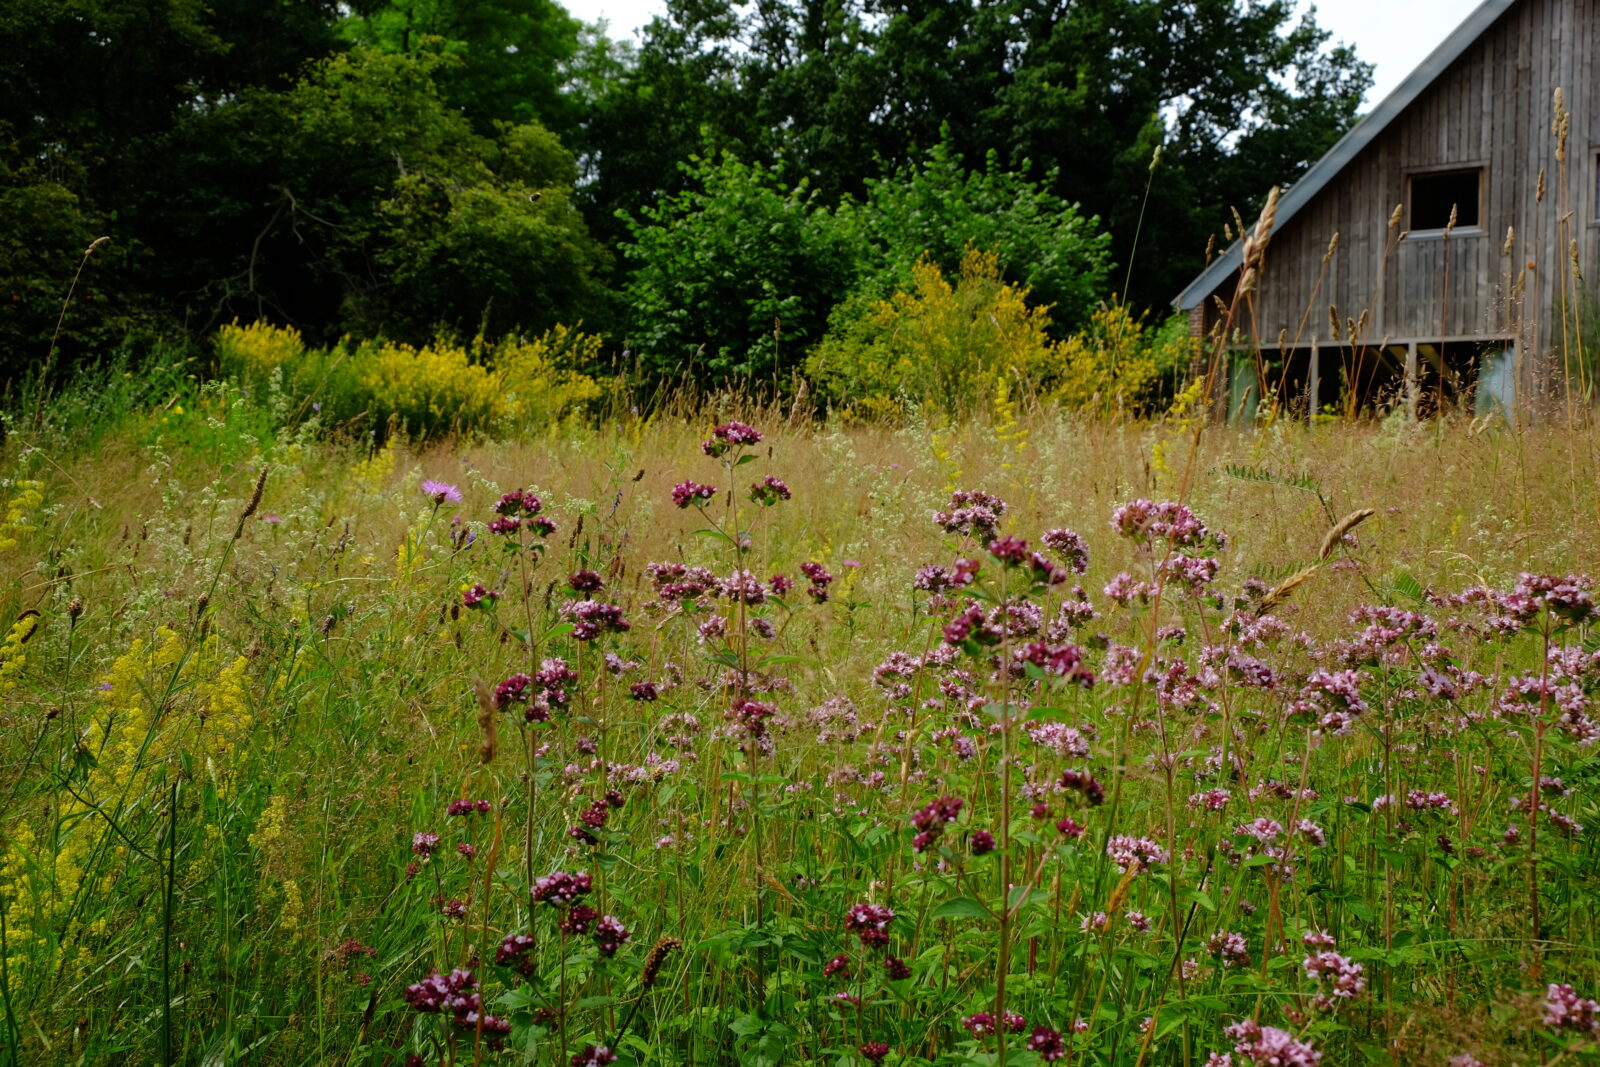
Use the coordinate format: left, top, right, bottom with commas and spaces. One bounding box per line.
1174, 0, 1598, 419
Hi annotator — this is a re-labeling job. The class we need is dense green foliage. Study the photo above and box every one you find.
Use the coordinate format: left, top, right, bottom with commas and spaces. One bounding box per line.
1, 0, 1369, 392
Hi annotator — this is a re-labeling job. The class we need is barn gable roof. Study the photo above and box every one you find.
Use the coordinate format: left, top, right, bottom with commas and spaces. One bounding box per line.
1173, 0, 1520, 311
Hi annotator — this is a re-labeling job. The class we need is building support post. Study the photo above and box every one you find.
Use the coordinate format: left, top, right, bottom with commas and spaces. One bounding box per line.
1404, 341, 1419, 420
1308, 337, 1320, 421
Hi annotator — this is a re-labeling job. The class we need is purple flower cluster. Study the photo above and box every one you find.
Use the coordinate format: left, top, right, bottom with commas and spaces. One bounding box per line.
1016, 642, 1095, 686
461, 583, 498, 609
1545, 983, 1600, 1032
933, 490, 1008, 543
910, 794, 965, 852
1111, 498, 1223, 550
1205, 931, 1250, 967
495, 933, 534, 966
446, 799, 492, 816
570, 1046, 618, 1067
671, 480, 718, 508
1221, 1020, 1320, 1066
1041, 528, 1090, 575
961, 1011, 1027, 1036
1303, 946, 1366, 1002
568, 569, 604, 592
844, 902, 894, 947
562, 599, 630, 641
1026, 1026, 1066, 1061
702, 421, 763, 457
593, 914, 630, 956
943, 602, 1001, 647
489, 491, 555, 537
402, 968, 511, 1048
727, 698, 777, 738
1105, 834, 1168, 873
1059, 769, 1107, 806
800, 561, 833, 602
749, 475, 791, 506
531, 870, 593, 906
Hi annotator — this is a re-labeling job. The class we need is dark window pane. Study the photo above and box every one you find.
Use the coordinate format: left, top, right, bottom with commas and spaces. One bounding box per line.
1410, 170, 1480, 230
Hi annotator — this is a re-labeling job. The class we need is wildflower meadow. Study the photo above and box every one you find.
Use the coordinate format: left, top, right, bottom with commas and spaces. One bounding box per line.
0, 380, 1597, 1067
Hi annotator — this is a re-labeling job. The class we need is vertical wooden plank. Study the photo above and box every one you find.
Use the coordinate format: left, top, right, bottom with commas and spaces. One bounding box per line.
1405, 341, 1420, 418
1308, 336, 1320, 419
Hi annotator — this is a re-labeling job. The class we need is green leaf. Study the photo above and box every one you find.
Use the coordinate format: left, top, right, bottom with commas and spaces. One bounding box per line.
930, 896, 992, 920
694, 528, 735, 545
1394, 571, 1425, 604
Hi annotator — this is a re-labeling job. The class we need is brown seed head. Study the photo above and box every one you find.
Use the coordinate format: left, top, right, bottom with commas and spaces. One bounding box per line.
1318, 508, 1376, 561
640, 936, 683, 988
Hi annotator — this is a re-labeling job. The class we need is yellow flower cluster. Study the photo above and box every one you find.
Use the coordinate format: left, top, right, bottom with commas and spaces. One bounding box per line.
216, 320, 306, 382
806, 249, 1193, 421
0, 612, 39, 696
0, 480, 45, 551
211, 320, 607, 438
807, 248, 1062, 420
0, 629, 256, 978
492, 325, 606, 428
349, 337, 501, 438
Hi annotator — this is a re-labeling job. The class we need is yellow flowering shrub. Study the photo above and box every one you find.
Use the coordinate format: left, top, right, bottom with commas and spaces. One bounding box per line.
488, 325, 606, 428
213, 321, 606, 437
0, 629, 256, 978
215, 320, 307, 384
342, 337, 501, 438
1046, 302, 1194, 417
0, 480, 45, 550
0, 612, 38, 695
806, 247, 1063, 420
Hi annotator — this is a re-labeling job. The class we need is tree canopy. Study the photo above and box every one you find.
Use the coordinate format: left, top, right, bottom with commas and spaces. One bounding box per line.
0, 0, 1370, 388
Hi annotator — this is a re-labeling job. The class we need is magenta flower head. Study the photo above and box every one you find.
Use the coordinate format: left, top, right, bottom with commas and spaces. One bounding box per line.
1027, 1026, 1066, 1061
446, 799, 492, 816
495, 491, 543, 516
672, 480, 718, 508
749, 475, 792, 506
412, 831, 441, 858
1111, 498, 1226, 551
1042, 528, 1090, 574
568, 569, 605, 593
962, 1012, 997, 1036
987, 535, 1030, 566
1223, 1019, 1321, 1065
844, 902, 894, 947
1545, 983, 1600, 1033
570, 1047, 618, 1067
701, 421, 764, 457
421, 480, 462, 505
969, 829, 996, 855
531, 870, 593, 906
593, 915, 630, 957
860, 1042, 890, 1064
462, 583, 498, 609
561, 599, 630, 641
495, 933, 534, 965
934, 489, 1008, 542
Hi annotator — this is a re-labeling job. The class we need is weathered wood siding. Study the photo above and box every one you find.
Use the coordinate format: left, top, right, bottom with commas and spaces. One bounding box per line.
1206, 0, 1596, 354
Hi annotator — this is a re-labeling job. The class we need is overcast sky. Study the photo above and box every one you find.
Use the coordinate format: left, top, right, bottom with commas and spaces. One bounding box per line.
565, 0, 1486, 109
